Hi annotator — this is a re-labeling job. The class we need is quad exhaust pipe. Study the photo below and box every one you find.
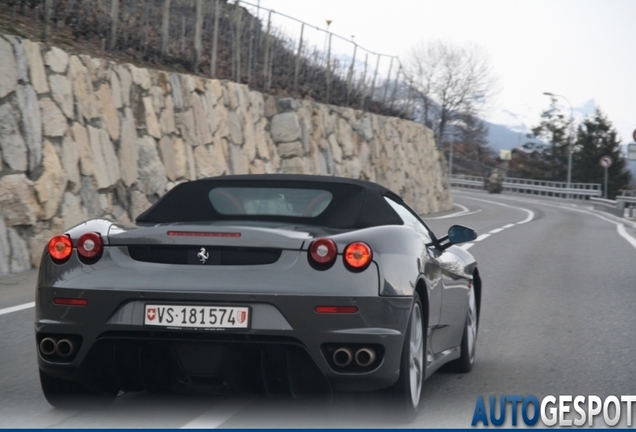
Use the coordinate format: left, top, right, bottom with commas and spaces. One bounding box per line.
332, 347, 377, 368
39, 338, 57, 356
354, 348, 376, 367
332, 347, 353, 367
56, 339, 75, 357
39, 337, 76, 358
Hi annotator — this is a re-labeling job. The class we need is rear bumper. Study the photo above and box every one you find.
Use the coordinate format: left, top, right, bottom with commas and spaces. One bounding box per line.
36, 286, 412, 392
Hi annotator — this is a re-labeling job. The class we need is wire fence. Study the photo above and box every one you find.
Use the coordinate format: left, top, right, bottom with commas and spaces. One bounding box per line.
1, 0, 419, 119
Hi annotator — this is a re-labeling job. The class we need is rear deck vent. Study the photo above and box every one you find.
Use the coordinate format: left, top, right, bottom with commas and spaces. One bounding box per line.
127, 245, 282, 266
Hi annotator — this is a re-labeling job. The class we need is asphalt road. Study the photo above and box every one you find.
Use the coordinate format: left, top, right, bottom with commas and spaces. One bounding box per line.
1, 189, 635, 428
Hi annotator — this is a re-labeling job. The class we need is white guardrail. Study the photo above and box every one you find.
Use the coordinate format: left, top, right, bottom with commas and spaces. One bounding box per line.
449, 175, 603, 199
590, 193, 636, 218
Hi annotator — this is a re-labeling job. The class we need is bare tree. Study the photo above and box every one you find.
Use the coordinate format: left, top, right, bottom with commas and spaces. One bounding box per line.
406, 40, 498, 148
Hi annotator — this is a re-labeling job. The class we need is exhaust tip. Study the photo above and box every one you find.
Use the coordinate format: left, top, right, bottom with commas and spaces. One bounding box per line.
355, 348, 376, 367
333, 347, 353, 367
56, 339, 75, 357
39, 338, 57, 356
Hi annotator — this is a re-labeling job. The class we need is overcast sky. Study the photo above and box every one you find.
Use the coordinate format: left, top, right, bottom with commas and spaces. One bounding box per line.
255, 0, 636, 143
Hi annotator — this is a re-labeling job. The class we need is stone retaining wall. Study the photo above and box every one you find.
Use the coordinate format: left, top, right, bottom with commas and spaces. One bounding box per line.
0, 34, 452, 275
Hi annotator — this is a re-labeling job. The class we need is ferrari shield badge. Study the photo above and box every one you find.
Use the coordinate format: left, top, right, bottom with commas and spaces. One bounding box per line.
197, 247, 209, 264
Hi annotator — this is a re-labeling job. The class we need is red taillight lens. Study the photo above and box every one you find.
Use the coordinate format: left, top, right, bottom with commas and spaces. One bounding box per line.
54, 298, 88, 306
48, 235, 72, 261
308, 238, 338, 265
77, 232, 103, 259
315, 306, 358, 314
344, 242, 373, 271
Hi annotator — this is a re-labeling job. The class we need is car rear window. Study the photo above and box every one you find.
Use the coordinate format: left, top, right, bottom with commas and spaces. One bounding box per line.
135, 175, 405, 229
209, 187, 333, 217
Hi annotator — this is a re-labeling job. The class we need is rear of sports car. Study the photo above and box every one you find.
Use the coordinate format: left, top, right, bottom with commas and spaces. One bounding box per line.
35, 219, 414, 404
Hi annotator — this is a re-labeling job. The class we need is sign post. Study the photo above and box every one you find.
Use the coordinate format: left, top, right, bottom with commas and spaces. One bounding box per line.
599, 156, 613, 198
628, 143, 636, 161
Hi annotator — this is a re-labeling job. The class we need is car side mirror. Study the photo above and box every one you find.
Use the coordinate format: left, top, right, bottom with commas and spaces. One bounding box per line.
447, 225, 477, 244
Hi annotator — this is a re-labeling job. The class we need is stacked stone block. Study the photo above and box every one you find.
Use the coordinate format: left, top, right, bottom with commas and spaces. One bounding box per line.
0, 35, 452, 275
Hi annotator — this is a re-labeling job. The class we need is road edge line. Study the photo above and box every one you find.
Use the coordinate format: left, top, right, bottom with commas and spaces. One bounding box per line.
0, 301, 35, 316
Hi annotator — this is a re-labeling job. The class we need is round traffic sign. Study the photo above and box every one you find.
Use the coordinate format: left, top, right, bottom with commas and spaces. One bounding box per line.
599, 155, 613, 169
633, 129, 636, 142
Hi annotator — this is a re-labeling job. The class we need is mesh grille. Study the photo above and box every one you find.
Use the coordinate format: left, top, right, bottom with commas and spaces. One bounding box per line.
127, 245, 282, 266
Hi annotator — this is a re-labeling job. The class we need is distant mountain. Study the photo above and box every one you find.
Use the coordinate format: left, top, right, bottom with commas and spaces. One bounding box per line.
486, 121, 536, 151
485, 99, 598, 152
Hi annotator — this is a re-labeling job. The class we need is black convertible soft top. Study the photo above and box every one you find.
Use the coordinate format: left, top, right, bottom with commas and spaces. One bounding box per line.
136, 174, 406, 229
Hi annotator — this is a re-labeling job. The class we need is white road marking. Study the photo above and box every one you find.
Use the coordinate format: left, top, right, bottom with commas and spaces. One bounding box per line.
456, 195, 535, 225
425, 203, 482, 219
515, 199, 636, 252
448, 194, 536, 249
459, 243, 474, 250
181, 398, 252, 429
617, 224, 636, 250
0, 302, 35, 316
456, 191, 636, 252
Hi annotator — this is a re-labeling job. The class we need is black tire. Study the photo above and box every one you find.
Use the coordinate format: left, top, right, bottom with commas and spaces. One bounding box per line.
445, 286, 478, 373
39, 369, 116, 409
384, 292, 425, 423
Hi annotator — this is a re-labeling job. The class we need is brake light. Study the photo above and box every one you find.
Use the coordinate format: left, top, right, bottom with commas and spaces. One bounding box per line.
77, 232, 103, 259
309, 238, 338, 266
343, 242, 372, 271
48, 235, 72, 261
167, 231, 241, 238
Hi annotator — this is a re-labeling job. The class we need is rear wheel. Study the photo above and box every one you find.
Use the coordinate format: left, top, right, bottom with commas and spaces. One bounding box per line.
39, 369, 117, 409
385, 293, 425, 423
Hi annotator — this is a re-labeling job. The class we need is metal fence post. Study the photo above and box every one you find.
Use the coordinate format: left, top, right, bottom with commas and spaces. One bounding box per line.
263, 10, 272, 86
194, 0, 203, 73
181, 14, 186, 53
293, 23, 304, 94
161, 0, 171, 58
346, 43, 357, 102
360, 53, 368, 108
235, 1, 242, 83
389, 64, 402, 110
211, 0, 220, 78
247, 14, 255, 84
109, 0, 119, 51
325, 33, 332, 104
43, 0, 52, 42
382, 57, 394, 105
368, 53, 381, 105
267, 39, 275, 91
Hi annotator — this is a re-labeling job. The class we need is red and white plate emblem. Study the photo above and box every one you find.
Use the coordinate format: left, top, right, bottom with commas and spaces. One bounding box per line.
238, 311, 246, 324
147, 308, 156, 321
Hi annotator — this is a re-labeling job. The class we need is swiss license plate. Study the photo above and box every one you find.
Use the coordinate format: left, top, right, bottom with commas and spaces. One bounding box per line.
144, 304, 250, 329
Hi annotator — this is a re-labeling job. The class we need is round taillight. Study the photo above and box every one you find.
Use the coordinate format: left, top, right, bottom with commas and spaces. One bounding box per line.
308, 238, 338, 267
77, 232, 103, 259
48, 235, 72, 262
343, 242, 373, 271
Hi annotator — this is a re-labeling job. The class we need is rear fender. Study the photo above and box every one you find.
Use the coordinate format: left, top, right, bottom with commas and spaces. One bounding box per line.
328, 226, 422, 297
